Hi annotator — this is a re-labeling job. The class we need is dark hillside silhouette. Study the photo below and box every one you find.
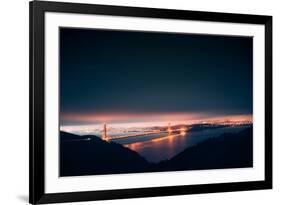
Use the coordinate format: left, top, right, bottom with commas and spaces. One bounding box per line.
60, 128, 253, 176
156, 128, 253, 171
60, 132, 150, 176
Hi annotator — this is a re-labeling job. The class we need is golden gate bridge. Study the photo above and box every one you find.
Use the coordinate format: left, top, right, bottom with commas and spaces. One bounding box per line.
101, 123, 187, 141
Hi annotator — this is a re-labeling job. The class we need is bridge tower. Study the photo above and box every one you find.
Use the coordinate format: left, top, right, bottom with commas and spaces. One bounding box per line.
167, 122, 172, 135
102, 123, 109, 141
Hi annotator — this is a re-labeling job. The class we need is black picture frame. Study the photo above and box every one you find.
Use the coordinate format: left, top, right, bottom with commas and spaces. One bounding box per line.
29, 1, 272, 204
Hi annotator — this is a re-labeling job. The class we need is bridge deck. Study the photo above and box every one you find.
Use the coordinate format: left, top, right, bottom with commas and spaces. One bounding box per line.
107, 129, 185, 141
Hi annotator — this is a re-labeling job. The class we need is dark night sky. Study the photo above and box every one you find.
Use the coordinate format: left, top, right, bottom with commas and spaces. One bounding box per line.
60, 28, 253, 124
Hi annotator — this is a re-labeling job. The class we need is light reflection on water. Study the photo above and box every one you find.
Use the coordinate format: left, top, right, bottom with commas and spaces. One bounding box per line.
119, 126, 250, 163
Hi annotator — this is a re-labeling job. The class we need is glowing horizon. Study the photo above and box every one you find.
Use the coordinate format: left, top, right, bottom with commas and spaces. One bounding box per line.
61, 112, 252, 125
60, 113, 252, 135
61, 112, 206, 123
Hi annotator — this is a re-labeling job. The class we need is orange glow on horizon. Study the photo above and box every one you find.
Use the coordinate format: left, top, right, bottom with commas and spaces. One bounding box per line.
60, 113, 252, 134
61, 112, 252, 125
61, 112, 207, 123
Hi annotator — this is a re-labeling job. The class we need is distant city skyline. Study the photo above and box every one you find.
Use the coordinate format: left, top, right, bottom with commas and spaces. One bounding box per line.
60, 114, 252, 136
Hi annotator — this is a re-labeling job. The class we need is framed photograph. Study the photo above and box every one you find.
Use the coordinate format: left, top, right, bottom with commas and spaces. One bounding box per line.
29, 1, 272, 204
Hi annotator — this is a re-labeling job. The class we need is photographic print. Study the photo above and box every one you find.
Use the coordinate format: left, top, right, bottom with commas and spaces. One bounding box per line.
59, 28, 253, 177
30, 1, 272, 203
